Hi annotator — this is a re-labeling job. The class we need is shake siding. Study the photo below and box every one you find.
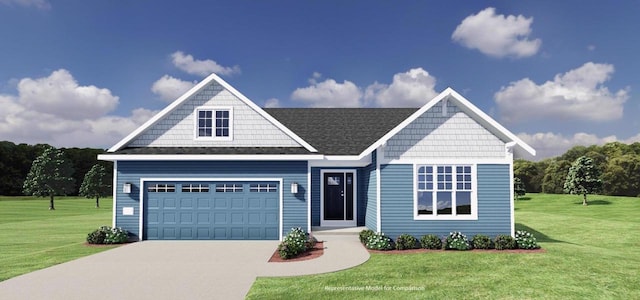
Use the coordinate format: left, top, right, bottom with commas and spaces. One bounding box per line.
129, 81, 300, 147
385, 100, 505, 160
379, 164, 511, 239
115, 160, 307, 238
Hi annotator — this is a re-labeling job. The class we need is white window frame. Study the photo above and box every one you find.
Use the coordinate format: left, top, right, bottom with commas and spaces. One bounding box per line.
413, 163, 478, 220
194, 106, 233, 141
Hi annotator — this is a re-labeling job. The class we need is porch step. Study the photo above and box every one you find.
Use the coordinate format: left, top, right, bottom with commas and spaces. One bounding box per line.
311, 226, 366, 236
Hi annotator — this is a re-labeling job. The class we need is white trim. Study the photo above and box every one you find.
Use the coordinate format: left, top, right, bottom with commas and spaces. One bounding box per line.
308, 154, 371, 167
412, 163, 479, 221
358, 87, 535, 159
375, 149, 381, 233
193, 106, 233, 141
98, 154, 324, 161
507, 145, 515, 237
112, 161, 117, 228
307, 164, 312, 234
319, 169, 357, 227
138, 177, 284, 241
380, 157, 511, 165
108, 73, 317, 153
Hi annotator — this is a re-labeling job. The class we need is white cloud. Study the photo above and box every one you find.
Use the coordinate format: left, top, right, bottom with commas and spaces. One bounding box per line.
16, 69, 119, 120
0, 70, 155, 148
517, 132, 634, 160
0, 0, 50, 9
364, 68, 438, 107
495, 62, 628, 123
291, 78, 362, 107
171, 51, 240, 77
264, 98, 280, 108
452, 7, 541, 58
151, 75, 196, 102
292, 68, 438, 108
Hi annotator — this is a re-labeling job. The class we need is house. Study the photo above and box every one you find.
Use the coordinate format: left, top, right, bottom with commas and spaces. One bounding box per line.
98, 73, 535, 241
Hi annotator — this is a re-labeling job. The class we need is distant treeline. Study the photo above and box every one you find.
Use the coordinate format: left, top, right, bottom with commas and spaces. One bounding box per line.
0, 141, 112, 196
515, 141, 640, 197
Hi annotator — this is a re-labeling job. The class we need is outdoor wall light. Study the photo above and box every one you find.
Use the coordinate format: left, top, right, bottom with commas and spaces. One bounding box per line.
290, 182, 298, 194
123, 183, 132, 194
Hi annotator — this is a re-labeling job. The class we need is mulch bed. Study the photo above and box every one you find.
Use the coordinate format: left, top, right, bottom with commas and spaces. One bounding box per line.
367, 246, 546, 254
268, 242, 324, 262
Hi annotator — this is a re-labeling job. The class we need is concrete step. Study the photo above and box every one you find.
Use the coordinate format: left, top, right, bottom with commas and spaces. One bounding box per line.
311, 226, 366, 236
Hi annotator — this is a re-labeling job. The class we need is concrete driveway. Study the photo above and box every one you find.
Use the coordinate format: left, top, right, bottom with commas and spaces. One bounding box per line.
0, 234, 369, 300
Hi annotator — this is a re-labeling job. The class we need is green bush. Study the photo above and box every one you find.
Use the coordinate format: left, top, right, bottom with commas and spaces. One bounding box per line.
444, 231, 470, 250
359, 229, 375, 244
306, 234, 318, 249
494, 234, 517, 250
87, 226, 128, 244
278, 227, 310, 259
471, 234, 493, 249
395, 234, 419, 250
420, 234, 443, 250
515, 230, 540, 249
365, 232, 393, 251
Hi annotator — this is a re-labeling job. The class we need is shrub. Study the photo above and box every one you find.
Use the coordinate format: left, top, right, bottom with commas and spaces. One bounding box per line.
444, 231, 470, 250
494, 234, 517, 250
365, 232, 393, 251
471, 234, 493, 250
515, 230, 540, 249
87, 226, 128, 244
420, 234, 443, 250
395, 234, 419, 250
359, 229, 375, 244
278, 227, 309, 259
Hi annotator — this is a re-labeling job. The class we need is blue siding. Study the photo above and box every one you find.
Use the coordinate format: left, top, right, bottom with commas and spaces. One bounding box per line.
115, 160, 307, 239
364, 150, 377, 231
311, 167, 321, 226
379, 163, 511, 239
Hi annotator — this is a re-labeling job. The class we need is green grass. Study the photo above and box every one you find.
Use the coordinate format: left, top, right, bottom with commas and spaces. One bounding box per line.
247, 194, 640, 299
0, 196, 116, 281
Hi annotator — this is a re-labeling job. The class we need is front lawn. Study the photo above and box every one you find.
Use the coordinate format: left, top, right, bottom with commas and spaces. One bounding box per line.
0, 196, 116, 281
247, 194, 640, 299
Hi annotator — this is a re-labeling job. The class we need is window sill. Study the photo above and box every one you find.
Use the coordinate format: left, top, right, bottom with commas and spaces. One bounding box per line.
194, 136, 233, 142
413, 215, 478, 221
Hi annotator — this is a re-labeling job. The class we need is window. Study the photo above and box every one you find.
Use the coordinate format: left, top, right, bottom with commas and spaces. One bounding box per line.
215, 183, 243, 192
181, 184, 210, 193
250, 183, 277, 192
147, 184, 176, 193
416, 165, 475, 219
195, 107, 232, 140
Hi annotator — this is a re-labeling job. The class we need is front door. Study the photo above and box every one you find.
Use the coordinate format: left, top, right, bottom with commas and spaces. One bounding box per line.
321, 171, 356, 227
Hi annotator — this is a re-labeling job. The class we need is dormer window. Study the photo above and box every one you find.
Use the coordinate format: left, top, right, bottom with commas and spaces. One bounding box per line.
195, 107, 233, 140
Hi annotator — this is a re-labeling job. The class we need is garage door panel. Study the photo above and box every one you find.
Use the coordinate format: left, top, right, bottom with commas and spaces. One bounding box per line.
145, 181, 279, 240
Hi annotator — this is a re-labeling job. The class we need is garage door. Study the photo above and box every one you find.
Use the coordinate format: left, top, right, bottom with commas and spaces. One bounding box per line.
144, 181, 279, 240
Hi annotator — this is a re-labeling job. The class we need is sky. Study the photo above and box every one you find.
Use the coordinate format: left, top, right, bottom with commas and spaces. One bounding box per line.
0, 0, 638, 160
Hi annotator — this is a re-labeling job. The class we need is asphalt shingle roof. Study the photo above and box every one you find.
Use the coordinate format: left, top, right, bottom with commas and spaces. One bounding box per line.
265, 108, 418, 155
115, 147, 313, 155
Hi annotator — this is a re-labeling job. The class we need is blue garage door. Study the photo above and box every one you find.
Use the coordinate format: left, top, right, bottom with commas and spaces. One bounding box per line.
144, 181, 279, 240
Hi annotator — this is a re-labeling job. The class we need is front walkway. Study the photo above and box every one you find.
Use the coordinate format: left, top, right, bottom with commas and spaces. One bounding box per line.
0, 230, 369, 300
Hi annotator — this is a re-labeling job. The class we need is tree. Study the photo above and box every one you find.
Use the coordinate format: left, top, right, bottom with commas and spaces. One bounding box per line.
79, 164, 110, 208
513, 159, 545, 193
602, 155, 640, 196
564, 156, 603, 206
541, 159, 571, 194
22, 146, 75, 210
514, 177, 526, 200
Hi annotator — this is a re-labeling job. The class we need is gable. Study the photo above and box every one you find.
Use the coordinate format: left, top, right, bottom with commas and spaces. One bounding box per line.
129, 81, 301, 148
384, 99, 505, 160
106, 73, 319, 152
